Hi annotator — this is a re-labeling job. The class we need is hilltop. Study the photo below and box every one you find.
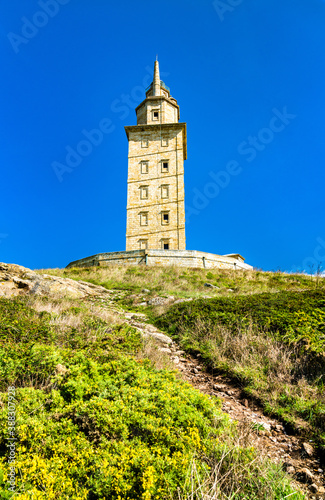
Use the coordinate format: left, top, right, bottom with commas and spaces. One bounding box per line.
0, 263, 324, 499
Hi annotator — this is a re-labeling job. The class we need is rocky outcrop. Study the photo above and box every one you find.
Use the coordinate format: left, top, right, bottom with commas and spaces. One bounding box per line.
0, 263, 111, 299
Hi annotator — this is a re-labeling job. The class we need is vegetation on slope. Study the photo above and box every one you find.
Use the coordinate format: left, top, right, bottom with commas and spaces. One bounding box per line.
0, 288, 305, 499
42, 265, 325, 453
40, 265, 320, 299
153, 290, 325, 458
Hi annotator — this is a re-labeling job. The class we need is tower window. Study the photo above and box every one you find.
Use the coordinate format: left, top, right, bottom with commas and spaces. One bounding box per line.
140, 186, 149, 200
161, 137, 168, 147
161, 161, 169, 173
161, 211, 169, 225
162, 239, 170, 250
161, 184, 169, 199
141, 138, 149, 148
139, 239, 148, 250
141, 161, 149, 174
152, 110, 159, 120
140, 212, 148, 226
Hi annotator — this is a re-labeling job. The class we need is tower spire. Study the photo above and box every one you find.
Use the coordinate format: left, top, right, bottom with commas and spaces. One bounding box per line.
153, 59, 160, 96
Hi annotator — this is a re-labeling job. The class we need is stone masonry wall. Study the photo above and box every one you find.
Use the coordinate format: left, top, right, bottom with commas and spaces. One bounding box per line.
125, 124, 186, 251
66, 250, 253, 271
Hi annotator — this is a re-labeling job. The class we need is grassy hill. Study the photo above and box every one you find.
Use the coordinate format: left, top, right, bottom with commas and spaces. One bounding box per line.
154, 290, 325, 451
1, 264, 323, 499
43, 264, 320, 298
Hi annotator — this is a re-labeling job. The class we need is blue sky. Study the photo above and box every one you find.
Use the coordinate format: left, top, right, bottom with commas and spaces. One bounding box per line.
1, 0, 325, 272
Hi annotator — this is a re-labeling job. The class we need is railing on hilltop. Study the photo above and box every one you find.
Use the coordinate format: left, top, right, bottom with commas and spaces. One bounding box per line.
145, 80, 170, 93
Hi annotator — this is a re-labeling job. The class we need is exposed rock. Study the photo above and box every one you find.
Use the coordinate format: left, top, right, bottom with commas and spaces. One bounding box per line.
309, 483, 319, 493
142, 330, 173, 345
298, 468, 314, 484
213, 384, 225, 391
12, 277, 31, 289
142, 288, 150, 293
174, 298, 193, 304
148, 296, 169, 306
302, 442, 314, 457
204, 283, 218, 288
0, 263, 112, 299
159, 348, 172, 354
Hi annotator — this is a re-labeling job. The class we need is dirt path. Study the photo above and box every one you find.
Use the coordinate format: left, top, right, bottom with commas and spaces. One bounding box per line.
123, 311, 325, 500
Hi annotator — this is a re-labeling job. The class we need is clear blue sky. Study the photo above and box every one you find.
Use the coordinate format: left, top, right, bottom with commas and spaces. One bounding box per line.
1, 0, 325, 272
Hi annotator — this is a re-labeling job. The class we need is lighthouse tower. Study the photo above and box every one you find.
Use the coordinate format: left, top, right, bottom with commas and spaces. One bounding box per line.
125, 59, 187, 251
66, 60, 253, 271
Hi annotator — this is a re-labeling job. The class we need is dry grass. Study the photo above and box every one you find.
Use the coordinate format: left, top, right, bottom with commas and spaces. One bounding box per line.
136, 336, 175, 371
179, 422, 304, 500
181, 318, 294, 377
200, 320, 294, 387
25, 294, 176, 371
28, 295, 122, 329
177, 318, 325, 438
37, 265, 321, 302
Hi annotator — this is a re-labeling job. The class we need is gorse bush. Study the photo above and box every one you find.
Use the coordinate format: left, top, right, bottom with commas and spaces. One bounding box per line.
0, 358, 303, 500
1, 354, 230, 499
0, 295, 305, 499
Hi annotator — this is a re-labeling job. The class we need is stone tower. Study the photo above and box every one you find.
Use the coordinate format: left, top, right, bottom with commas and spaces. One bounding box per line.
125, 60, 187, 251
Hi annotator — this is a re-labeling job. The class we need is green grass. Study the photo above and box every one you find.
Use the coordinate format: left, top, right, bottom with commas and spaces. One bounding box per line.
0, 292, 305, 499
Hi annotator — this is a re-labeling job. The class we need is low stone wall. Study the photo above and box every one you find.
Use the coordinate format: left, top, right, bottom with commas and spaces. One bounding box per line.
66, 249, 253, 271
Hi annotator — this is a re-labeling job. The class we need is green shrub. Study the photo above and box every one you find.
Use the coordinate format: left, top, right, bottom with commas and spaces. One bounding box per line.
0, 355, 304, 499
155, 290, 325, 353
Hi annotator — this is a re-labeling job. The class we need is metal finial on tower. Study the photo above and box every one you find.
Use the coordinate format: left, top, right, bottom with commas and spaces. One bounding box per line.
156, 54, 158, 61
153, 58, 161, 96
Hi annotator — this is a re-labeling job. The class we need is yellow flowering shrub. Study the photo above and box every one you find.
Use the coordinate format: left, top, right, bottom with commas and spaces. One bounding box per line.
0, 296, 305, 499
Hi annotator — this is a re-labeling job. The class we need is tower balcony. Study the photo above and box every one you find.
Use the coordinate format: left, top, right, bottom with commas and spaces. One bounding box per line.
146, 80, 170, 93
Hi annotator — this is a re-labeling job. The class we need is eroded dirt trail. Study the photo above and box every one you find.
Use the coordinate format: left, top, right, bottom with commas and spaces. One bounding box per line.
124, 311, 325, 500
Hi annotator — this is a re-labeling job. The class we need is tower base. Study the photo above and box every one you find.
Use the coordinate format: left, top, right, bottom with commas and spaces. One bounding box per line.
66, 249, 253, 270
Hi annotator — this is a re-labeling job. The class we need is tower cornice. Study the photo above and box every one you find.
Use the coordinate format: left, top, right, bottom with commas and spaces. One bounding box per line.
125, 122, 187, 160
